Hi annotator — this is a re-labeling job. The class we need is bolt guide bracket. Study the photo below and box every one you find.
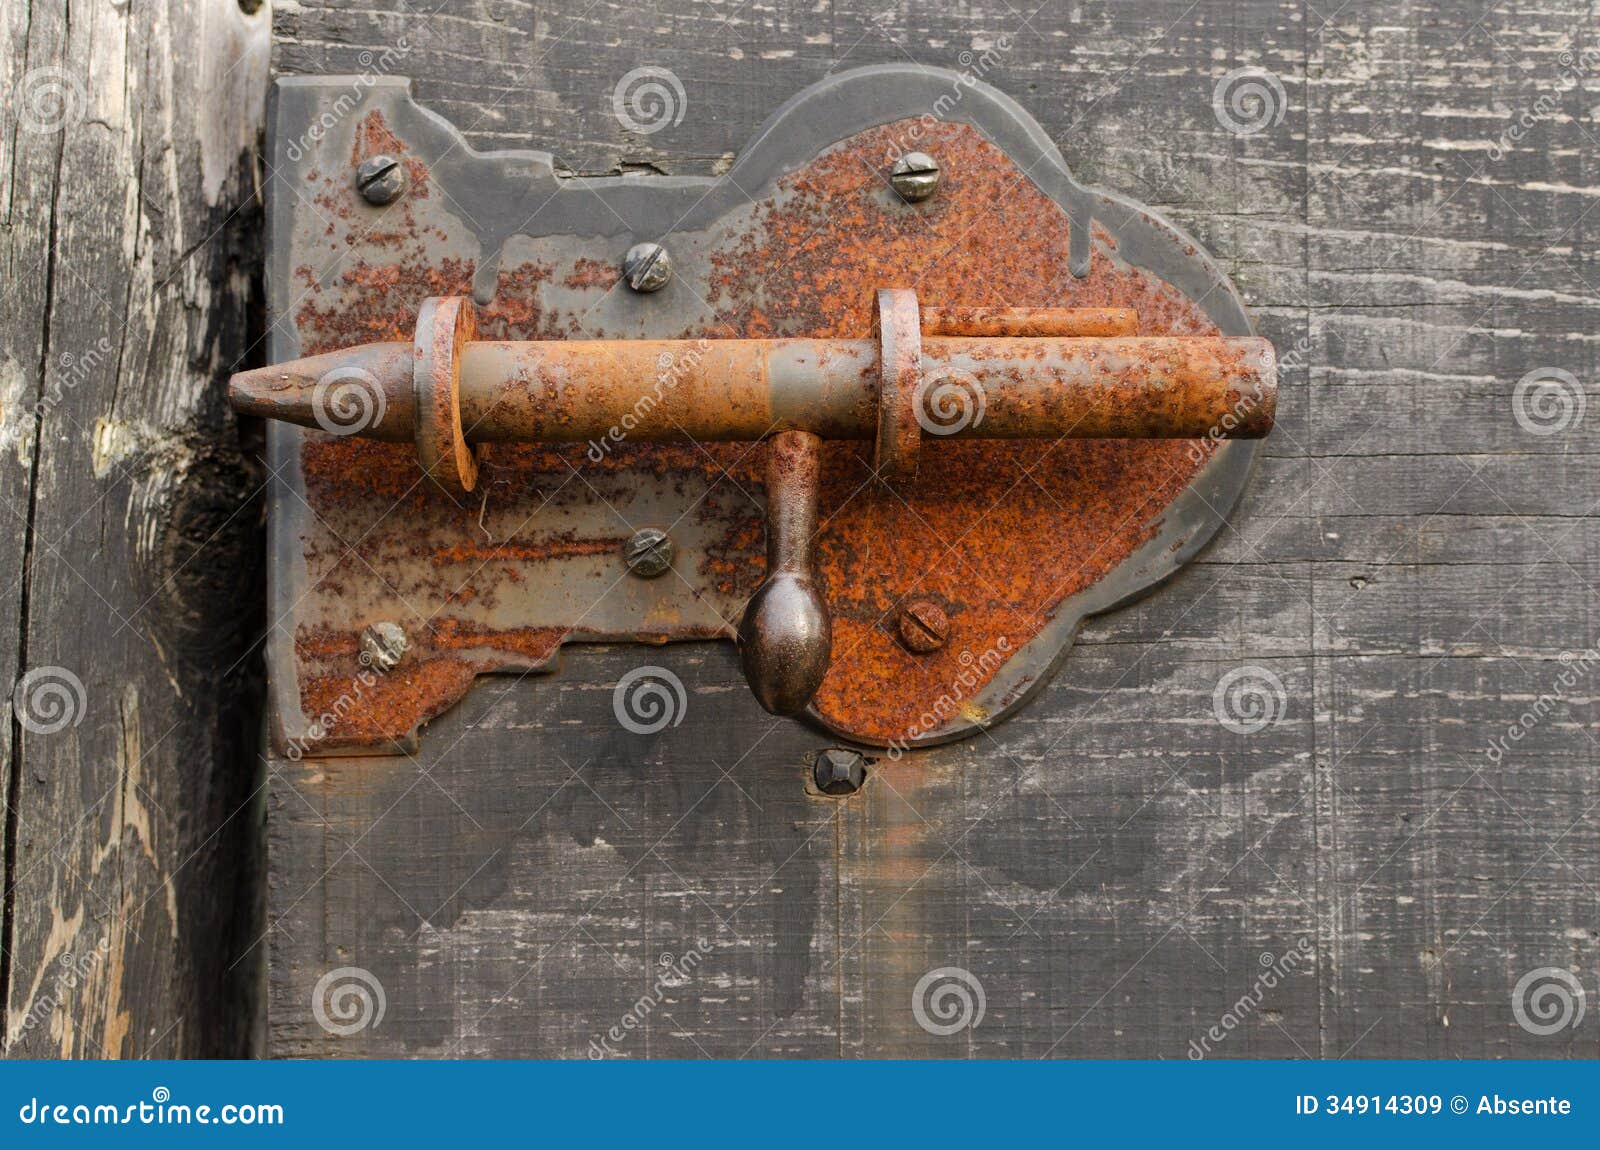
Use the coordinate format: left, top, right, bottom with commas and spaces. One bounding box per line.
248, 66, 1275, 759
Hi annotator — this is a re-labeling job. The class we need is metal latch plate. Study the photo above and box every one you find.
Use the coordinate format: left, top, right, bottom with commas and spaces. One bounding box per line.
264, 66, 1260, 755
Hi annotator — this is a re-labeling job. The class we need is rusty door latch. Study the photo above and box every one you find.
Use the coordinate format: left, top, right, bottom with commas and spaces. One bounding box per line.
231, 288, 1274, 719
253, 66, 1278, 756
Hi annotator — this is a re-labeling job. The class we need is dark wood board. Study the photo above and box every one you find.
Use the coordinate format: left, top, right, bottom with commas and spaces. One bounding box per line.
0, 2, 268, 1057
261, 0, 1600, 1059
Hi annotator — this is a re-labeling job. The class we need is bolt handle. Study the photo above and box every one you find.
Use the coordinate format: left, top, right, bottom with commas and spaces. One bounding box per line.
738, 430, 832, 715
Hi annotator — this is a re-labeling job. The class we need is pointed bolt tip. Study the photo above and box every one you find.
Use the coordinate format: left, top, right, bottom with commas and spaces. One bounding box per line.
226, 364, 303, 414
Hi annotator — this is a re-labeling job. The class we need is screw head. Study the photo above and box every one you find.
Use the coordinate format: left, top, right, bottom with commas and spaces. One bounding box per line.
624, 528, 674, 578
812, 748, 867, 796
897, 599, 950, 653
622, 242, 672, 292
356, 155, 407, 205
359, 621, 409, 670
890, 152, 940, 202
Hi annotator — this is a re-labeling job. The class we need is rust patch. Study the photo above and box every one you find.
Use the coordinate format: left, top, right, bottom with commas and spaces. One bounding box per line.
707, 120, 1218, 743
431, 535, 630, 564
564, 257, 622, 290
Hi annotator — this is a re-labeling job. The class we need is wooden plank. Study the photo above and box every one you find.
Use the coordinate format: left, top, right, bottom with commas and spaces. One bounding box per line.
268, 647, 842, 1058
0, 0, 268, 1057
0, 0, 57, 1042
267, 0, 1600, 1059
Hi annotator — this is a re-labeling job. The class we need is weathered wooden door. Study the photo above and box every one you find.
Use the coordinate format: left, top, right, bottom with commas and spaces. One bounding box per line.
4, 0, 1597, 1062
256, 0, 1600, 1061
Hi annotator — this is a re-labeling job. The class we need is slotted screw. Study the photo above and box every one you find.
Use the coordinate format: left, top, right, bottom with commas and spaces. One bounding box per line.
360, 621, 409, 670
897, 599, 950, 653
890, 152, 940, 202
622, 242, 672, 292
356, 155, 407, 205
624, 528, 674, 578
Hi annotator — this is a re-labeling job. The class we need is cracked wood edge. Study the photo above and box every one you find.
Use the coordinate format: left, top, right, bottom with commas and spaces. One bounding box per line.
0, 0, 269, 1058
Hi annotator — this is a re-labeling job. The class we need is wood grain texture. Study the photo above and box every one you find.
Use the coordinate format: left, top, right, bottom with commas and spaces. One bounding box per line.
0, 0, 268, 1057
268, 0, 1600, 1058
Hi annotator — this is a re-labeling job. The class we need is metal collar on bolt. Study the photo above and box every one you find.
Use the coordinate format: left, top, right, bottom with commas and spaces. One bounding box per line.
413, 296, 485, 494
873, 288, 923, 482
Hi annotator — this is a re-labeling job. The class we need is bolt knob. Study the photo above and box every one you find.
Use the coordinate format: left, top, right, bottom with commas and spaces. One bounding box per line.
898, 599, 949, 653
740, 573, 831, 715
739, 430, 831, 715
